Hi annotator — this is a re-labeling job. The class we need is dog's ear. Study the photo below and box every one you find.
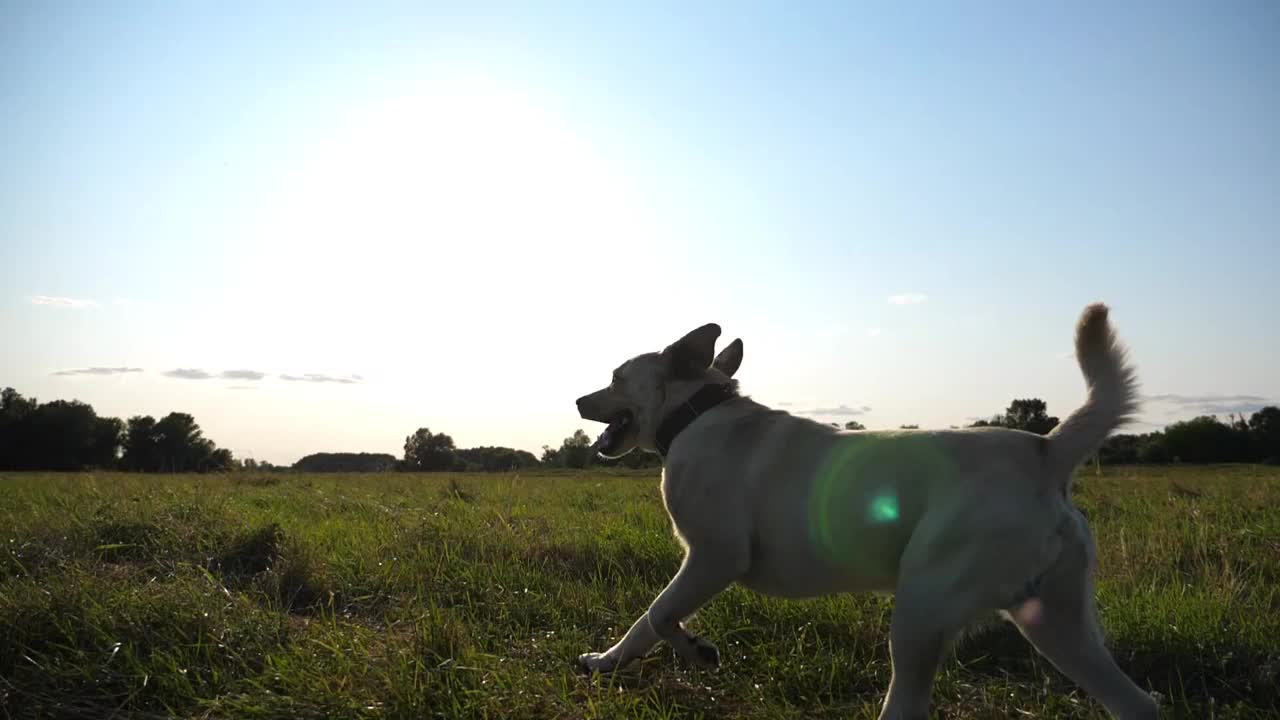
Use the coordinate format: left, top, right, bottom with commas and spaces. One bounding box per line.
662, 323, 721, 380
712, 338, 743, 378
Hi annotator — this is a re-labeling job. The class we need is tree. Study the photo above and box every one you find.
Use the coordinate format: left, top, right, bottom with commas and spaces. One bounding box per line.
122, 416, 161, 471
454, 446, 539, 472
1100, 431, 1169, 464
542, 429, 594, 469
1001, 399, 1059, 435
1, 387, 37, 421
121, 412, 232, 472
844, 421, 865, 431
0, 388, 36, 468
899, 424, 919, 430
0, 390, 124, 470
969, 399, 1059, 434
403, 428, 458, 471
1249, 407, 1280, 463
294, 452, 399, 473
89, 416, 125, 467
206, 447, 235, 473
1163, 415, 1250, 464
154, 413, 209, 472
560, 429, 595, 469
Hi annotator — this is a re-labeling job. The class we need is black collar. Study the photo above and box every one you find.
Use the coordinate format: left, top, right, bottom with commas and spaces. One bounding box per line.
655, 383, 738, 456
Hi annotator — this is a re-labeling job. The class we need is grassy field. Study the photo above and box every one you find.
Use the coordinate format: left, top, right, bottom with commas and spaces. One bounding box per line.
2, 466, 1278, 719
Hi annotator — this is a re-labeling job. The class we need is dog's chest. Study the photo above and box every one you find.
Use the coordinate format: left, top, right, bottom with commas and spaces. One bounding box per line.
658, 468, 740, 543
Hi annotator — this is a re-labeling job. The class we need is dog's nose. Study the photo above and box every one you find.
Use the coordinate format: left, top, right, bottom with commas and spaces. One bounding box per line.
575, 395, 588, 411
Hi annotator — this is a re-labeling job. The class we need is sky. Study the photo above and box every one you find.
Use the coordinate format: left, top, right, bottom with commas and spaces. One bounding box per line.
2, 1, 1277, 465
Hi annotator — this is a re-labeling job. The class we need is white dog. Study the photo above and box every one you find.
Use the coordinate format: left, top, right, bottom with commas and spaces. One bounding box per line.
575, 303, 1158, 719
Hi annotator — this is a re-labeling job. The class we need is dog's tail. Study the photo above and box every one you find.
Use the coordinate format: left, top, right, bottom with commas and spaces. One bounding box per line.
1046, 303, 1139, 490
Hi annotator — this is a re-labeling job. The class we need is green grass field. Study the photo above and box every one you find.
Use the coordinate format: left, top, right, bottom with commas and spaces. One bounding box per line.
2, 466, 1278, 719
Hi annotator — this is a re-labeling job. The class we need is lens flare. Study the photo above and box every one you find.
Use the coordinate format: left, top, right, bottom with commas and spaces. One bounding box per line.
806, 433, 955, 572
869, 493, 899, 523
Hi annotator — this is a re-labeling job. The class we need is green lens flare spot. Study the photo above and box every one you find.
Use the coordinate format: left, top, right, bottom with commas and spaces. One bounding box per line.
807, 433, 955, 572
868, 494, 899, 523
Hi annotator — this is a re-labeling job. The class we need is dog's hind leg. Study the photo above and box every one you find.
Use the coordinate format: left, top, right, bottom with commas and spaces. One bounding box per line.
879, 517, 997, 720
877, 584, 965, 720
1006, 526, 1157, 719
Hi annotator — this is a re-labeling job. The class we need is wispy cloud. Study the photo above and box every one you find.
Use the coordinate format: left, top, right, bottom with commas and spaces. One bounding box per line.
163, 368, 214, 380
1144, 393, 1268, 405
220, 369, 266, 381
886, 293, 928, 305
280, 373, 362, 384
797, 404, 872, 417
1144, 393, 1274, 417
227, 385, 258, 391
52, 367, 143, 376
866, 328, 882, 338
30, 295, 97, 309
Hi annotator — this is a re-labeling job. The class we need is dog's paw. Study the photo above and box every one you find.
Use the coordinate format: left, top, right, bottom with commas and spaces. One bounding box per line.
680, 636, 720, 669
577, 651, 620, 674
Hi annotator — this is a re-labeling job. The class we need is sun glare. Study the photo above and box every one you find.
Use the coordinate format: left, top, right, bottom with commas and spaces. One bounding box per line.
241, 73, 656, 371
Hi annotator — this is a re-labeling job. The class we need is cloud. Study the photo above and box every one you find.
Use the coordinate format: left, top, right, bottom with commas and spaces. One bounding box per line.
1185, 402, 1272, 416
1144, 393, 1268, 405
280, 373, 362, 384
219, 369, 266, 381
886, 293, 928, 305
163, 368, 214, 380
30, 295, 97, 309
227, 385, 258, 391
775, 401, 795, 407
52, 367, 143, 376
797, 404, 872, 417
866, 328, 882, 338
1144, 393, 1274, 417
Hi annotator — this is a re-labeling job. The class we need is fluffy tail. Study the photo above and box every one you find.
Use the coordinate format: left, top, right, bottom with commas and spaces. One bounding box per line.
1047, 303, 1139, 487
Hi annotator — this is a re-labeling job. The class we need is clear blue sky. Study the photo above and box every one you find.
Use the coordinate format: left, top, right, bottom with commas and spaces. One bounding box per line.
3, 1, 1277, 464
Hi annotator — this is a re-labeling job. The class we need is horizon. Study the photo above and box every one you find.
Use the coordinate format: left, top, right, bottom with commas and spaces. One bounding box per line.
4, 2, 1278, 465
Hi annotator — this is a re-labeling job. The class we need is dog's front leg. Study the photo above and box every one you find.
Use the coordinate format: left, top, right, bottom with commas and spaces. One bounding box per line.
579, 544, 746, 673
644, 545, 747, 669
578, 610, 661, 673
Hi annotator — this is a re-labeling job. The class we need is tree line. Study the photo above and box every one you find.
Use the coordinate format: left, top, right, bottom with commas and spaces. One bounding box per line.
3, 385, 1277, 472
1, 387, 234, 472
964, 398, 1280, 465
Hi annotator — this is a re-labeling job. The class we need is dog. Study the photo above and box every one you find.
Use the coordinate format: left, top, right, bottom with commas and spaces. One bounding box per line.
575, 303, 1158, 719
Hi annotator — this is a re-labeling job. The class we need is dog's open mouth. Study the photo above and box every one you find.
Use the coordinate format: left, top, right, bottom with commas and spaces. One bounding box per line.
592, 410, 633, 454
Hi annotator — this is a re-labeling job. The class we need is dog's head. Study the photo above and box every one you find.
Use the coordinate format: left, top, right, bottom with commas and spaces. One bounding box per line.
576, 324, 744, 458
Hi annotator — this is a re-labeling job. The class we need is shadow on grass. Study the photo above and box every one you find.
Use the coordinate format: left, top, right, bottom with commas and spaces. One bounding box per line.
955, 619, 1279, 709
210, 522, 339, 615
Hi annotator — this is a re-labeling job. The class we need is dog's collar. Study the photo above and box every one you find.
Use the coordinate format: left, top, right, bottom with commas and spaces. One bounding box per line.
655, 383, 737, 457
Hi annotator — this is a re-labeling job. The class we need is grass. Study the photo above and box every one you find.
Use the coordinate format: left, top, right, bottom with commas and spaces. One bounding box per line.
1, 465, 1278, 719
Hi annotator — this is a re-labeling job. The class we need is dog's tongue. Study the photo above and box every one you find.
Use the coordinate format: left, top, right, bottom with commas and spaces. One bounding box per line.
592, 415, 627, 452
592, 422, 617, 452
